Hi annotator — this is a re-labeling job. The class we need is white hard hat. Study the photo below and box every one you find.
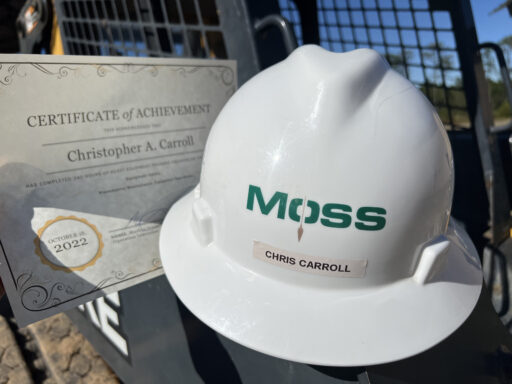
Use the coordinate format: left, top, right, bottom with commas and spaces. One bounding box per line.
160, 45, 482, 366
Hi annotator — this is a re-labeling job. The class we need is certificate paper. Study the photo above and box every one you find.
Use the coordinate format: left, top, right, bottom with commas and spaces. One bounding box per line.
0, 54, 236, 326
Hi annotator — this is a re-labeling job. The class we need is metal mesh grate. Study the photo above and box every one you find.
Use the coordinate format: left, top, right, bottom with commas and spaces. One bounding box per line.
279, 0, 469, 130
57, 0, 227, 59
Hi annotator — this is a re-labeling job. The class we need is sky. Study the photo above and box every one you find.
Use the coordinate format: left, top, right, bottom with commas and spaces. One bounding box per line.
471, 0, 512, 44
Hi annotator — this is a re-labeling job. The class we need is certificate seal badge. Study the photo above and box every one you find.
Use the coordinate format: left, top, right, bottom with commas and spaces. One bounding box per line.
34, 216, 104, 272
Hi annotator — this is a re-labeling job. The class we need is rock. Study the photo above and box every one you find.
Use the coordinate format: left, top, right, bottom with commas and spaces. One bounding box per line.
87, 376, 118, 384
0, 363, 10, 384
69, 354, 90, 377
0, 317, 33, 384
32, 357, 45, 370
61, 371, 81, 384
0, 313, 117, 384
48, 318, 70, 340
80, 342, 99, 358
23, 341, 37, 352
50, 351, 70, 372
2, 347, 21, 369
59, 334, 80, 356
28, 314, 118, 383
7, 366, 31, 384
0, 322, 12, 350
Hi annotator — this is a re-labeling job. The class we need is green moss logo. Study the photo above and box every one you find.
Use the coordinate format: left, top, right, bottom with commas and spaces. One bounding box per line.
246, 184, 386, 241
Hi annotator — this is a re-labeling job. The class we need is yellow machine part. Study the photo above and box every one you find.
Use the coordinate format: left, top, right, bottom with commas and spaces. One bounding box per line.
50, 1, 63, 55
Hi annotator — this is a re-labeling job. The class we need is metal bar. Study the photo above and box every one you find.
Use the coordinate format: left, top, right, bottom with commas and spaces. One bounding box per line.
360, 2, 373, 51
480, 42, 512, 131
317, 0, 332, 50
138, 0, 163, 54
293, 0, 319, 45
447, 0, 511, 244
429, 9, 455, 128
345, 0, 357, 49
74, 1, 90, 54
132, 0, 152, 56
375, 2, 393, 77
174, 0, 192, 56
110, 0, 129, 55
99, 0, 120, 55
332, 1, 346, 51
158, 0, 177, 54
80, 2, 97, 55
214, 0, 261, 83
90, 0, 109, 55
192, 0, 210, 56
254, 15, 298, 55
119, 0, 139, 55
67, 3, 81, 52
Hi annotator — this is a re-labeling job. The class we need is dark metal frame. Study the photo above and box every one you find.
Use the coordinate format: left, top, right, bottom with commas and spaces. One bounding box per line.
51, 0, 512, 381
54, 0, 264, 84
447, 0, 512, 246
281, 0, 469, 130
478, 42, 512, 329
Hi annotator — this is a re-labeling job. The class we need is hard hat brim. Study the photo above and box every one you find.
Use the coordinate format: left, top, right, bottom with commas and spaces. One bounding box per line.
160, 190, 483, 366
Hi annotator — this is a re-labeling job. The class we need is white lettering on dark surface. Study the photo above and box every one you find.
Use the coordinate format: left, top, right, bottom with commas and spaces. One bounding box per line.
78, 292, 129, 357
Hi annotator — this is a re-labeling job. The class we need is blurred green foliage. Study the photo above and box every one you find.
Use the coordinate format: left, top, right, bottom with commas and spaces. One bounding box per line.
384, 36, 512, 128
480, 36, 512, 120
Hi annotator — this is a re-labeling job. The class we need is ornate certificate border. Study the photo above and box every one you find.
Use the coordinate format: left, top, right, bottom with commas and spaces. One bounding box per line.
0, 62, 235, 90
0, 57, 236, 316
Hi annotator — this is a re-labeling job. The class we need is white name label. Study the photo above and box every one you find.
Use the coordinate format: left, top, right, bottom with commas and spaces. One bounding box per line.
253, 241, 367, 277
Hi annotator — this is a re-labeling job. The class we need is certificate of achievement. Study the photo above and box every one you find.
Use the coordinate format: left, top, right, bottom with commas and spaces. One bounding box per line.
0, 54, 236, 326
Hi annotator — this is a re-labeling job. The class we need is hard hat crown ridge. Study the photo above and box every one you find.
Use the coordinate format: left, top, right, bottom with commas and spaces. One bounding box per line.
160, 45, 483, 366
285, 46, 389, 118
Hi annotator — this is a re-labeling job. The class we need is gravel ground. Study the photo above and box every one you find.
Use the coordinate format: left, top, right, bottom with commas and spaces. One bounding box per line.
0, 303, 119, 384
0, 316, 32, 384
